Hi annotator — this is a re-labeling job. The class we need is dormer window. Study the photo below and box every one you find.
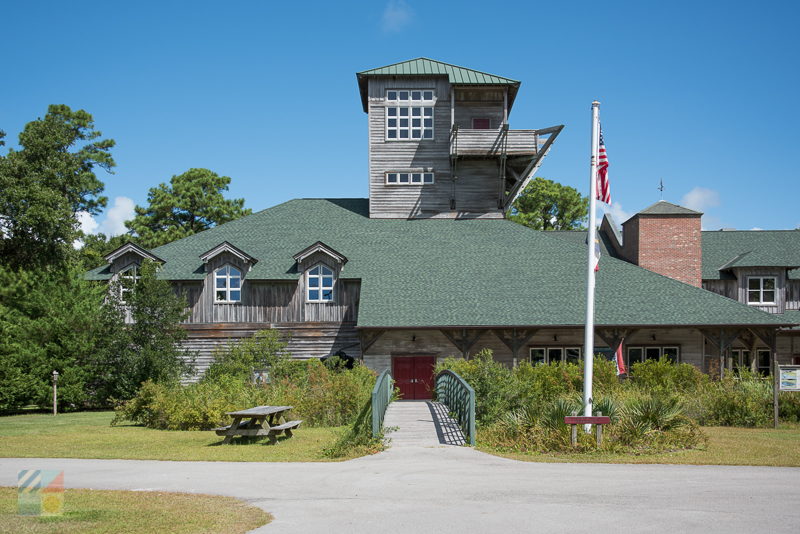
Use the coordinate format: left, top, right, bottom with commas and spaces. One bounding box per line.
386, 90, 434, 140
215, 265, 242, 303
119, 265, 140, 304
747, 276, 776, 305
307, 264, 334, 302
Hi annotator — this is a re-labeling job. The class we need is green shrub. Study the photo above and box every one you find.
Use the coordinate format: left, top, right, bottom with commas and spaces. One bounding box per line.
114, 360, 376, 430
204, 330, 288, 383
628, 358, 708, 394
690, 375, 773, 427
436, 349, 516, 425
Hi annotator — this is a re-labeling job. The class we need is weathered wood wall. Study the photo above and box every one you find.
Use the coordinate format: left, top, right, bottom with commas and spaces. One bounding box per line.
366, 76, 503, 219
181, 322, 361, 380
361, 326, 708, 373
174, 252, 359, 324
733, 267, 785, 314
702, 279, 737, 299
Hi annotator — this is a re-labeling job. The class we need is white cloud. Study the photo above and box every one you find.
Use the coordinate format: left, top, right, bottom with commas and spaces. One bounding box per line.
601, 201, 632, 225
76, 210, 99, 235
99, 196, 136, 236
381, 0, 413, 33
750, 227, 763, 231
680, 187, 720, 213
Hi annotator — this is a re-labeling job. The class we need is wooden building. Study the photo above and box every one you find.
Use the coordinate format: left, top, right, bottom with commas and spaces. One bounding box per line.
88, 58, 799, 399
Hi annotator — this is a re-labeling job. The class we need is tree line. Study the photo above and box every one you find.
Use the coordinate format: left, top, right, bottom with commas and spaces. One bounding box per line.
0, 105, 249, 411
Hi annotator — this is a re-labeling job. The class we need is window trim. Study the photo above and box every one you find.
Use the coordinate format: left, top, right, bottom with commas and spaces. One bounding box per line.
306, 263, 335, 303
627, 345, 681, 367
529, 346, 582, 365
385, 171, 435, 186
119, 264, 140, 304
214, 264, 243, 304
385, 89, 435, 142
747, 276, 777, 305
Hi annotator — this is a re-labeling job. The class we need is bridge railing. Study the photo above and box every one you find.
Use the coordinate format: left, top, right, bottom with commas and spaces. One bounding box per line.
371, 369, 393, 438
435, 370, 476, 446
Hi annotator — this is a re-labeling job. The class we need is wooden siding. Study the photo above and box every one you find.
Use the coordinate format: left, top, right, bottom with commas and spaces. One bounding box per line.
703, 279, 737, 300
361, 327, 708, 373
176, 251, 359, 324
181, 322, 361, 380
787, 280, 800, 310
367, 76, 503, 219
733, 267, 786, 314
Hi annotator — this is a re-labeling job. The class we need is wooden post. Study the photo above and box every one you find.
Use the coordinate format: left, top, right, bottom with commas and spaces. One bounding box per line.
595, 411, 603, 447
570, 411, 578, 447
773, 353, 780, 429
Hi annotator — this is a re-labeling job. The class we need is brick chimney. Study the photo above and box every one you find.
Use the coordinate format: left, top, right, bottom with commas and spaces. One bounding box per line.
620, 201, 703, 287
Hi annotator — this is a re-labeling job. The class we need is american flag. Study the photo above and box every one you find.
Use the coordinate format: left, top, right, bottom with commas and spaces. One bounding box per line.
596, 126, 610, 204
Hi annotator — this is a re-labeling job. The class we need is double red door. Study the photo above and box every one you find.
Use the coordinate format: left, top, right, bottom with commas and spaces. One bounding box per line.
392, 356, 435, 400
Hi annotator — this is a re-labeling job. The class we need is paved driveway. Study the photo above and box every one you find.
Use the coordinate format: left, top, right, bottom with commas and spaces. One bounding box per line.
1, 403, 798, 533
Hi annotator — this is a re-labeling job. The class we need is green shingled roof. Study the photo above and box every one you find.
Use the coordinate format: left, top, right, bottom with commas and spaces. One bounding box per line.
356, 57, 521, 112
701, 230, 800, 279
87, 198, 790, 329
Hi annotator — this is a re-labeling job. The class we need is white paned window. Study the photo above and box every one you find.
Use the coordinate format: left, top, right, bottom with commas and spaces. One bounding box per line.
747, 276, 776, 305
386, 90, 434, 140
529, 347, 582, 364
385, 172, 435, 185
215, 265, 242, 303
627, 346, 681, 367
119, 265, 139, 304
307, 264, 334, 302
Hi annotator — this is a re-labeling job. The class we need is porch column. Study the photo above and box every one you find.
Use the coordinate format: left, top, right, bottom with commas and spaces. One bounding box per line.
440, 329, 485, 360
749, 327, 780, 428
493, 328, 538, 367
699, 328, 742, 379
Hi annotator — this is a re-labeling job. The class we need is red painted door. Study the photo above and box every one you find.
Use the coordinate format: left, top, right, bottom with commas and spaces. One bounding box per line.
392, 356, 435, 400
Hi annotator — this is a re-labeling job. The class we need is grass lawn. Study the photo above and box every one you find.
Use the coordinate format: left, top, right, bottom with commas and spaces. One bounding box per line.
479, 425, 800, 466
0, 411, 362, 462
0, 487, 270, 534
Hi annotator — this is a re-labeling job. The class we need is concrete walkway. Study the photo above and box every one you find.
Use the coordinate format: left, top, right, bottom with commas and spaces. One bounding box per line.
2, 405, 800, 533
383, 400, 466, 448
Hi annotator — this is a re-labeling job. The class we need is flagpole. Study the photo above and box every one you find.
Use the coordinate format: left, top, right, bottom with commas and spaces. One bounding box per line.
583, 101, 600, 431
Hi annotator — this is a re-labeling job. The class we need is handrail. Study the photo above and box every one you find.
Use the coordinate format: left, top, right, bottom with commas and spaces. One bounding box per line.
371, 369, 393, 438
435, 370, 476, 446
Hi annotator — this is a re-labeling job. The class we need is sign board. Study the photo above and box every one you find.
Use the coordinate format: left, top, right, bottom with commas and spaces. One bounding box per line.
779, 366, 800, 392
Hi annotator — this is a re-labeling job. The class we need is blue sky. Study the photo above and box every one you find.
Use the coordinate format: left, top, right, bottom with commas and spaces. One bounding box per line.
2, 0, 798, 234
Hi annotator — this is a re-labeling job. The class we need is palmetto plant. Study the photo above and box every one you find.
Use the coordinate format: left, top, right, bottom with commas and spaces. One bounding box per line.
625, 395, 687, 432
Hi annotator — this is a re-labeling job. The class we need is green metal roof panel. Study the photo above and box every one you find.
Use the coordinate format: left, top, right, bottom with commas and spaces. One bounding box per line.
358, 58, 519, 85
702, 230, 800, 279
86, 198, 789, 328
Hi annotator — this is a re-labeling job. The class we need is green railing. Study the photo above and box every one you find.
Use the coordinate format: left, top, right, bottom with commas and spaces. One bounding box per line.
435, 370, 476, 446
371, 369, 393, 438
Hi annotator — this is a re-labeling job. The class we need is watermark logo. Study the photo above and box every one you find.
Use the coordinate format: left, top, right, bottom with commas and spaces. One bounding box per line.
17, 470, 64, 516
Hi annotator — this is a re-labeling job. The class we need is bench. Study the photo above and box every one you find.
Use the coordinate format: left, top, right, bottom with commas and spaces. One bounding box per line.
266, 420, 302, 444
564, 412, 611, 447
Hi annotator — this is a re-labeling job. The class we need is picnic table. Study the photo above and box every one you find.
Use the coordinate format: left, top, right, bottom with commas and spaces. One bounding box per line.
214, 405, 302, 444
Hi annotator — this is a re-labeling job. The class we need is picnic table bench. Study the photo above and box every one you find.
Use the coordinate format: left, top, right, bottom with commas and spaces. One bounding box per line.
214, 405, 302, 444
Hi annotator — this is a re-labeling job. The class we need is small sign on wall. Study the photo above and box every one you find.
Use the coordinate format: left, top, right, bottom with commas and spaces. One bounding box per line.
779, 366, 800, 391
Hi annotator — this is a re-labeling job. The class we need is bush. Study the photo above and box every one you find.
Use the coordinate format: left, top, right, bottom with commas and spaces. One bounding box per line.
204, 330, 288, 383
690, 374, 773, 427
436, 349, 516, 426
114, 360, 376, 430
628, 358, 708, 394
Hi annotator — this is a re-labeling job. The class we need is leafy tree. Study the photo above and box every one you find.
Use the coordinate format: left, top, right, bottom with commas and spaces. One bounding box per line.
508, 177, 588, 231
126, 168, 250, 248
77, 232, 136, 271
0, 266, 113, 411
0, 105, 115, 270
102, 260, 192, 399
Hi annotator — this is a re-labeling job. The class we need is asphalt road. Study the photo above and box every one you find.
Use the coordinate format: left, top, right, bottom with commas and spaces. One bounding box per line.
2, 403, 798, 533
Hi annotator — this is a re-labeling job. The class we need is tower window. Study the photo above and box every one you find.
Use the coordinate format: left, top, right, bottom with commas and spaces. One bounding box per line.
386, 171, 434, 185
386, 90, 434, 140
